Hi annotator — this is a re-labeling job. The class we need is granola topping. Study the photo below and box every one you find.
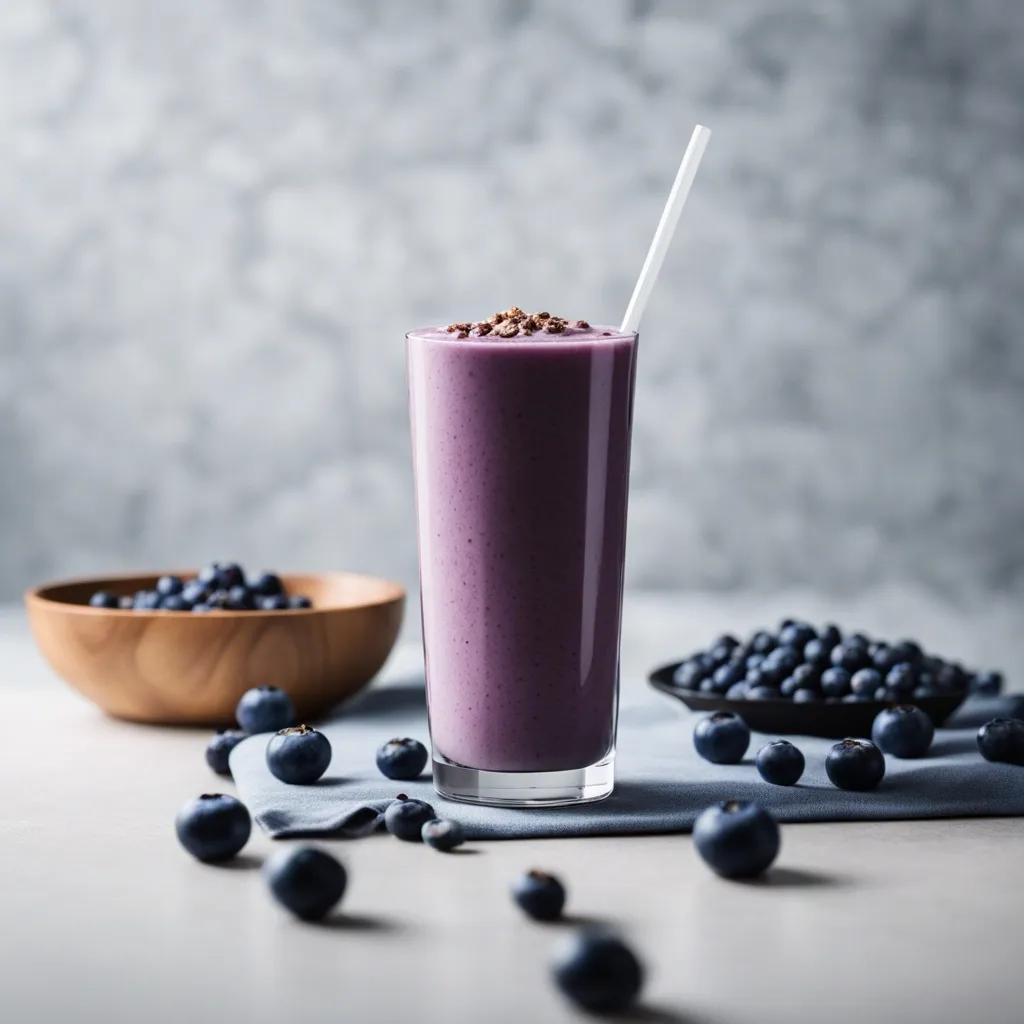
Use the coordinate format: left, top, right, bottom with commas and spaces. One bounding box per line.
443, 308, 599, 340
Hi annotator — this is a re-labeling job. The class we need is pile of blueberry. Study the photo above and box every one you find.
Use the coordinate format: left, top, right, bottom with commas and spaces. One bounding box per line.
672, 619, 1003, 703
88, 561, 313, 613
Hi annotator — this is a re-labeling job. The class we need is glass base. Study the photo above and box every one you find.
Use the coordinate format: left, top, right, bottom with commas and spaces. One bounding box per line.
431, 751, 614, 808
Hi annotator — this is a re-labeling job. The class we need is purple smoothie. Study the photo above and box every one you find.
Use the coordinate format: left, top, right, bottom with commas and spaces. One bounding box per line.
407, 320, 638, 773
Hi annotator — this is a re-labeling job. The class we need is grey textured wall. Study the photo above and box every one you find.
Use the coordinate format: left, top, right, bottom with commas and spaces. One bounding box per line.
2, 0, 1023, 602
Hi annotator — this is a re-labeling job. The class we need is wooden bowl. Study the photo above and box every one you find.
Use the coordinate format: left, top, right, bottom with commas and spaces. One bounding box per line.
25, 571, 406, 726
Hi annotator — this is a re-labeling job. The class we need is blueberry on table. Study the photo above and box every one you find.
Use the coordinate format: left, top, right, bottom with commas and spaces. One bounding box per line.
693, 800, 781, 879
820, 667, 852, 699
264, 846, 347, 921
175, 793, 251, 863
977, 719, 1024, 765
156, 575, 183, 597
88, 591, 119, 609
885, 663, 917, 694
552, 931, 644, 1014
850, 668, 882, 696
248, 572, 284, 597
512, 870, 566, 921
756, 740, 805, 786
871, 705, 934, 759
693, 712, 750, 765
825, 739, 886, 791
205, 729, 248, 776
376, 737, 429, 781
384, 795, 436, 842
288, 595, 313, 609
422, 819, 465, 851
236, 685, 294, 733
970, 671, 1004, 696
259, 595, 290, 611
266, 725, 332, 785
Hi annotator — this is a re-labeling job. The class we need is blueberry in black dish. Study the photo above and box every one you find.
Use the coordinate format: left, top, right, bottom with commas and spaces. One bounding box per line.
693, 800, 781, 879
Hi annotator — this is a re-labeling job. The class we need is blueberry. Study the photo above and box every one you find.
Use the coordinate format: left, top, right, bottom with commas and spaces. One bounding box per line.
970, 671, 1004, 696
755, 740, 805, 786
197, 563, 221, 587
213, 562, 245, 589
872, 645, 900, 673
746, 653, 766, 672
725, 682, 748, 699
848, 632, 872, 648
174, 793, 251, 863
935, 662, 968, 693
779, 622, 816, 649
699, 677, 720, 694
874, 686, 891, 700
512, 869, 566, 920
820, 667, 852, 698
225, 585, 255, 610
976, 718, 1024, 765
156, 575, 184, 597
792, 688, 820, 702
191, 603, 213, 613
707, 644, 734, 668
912, 684, 938, 700
791, 663, 819, 688
802, 638, 832, 667
376, 737, 429, 781
872, 705, 934, 758
236, 686, 294, 733
206, 589, 230, 609
264, 846, 347, 921
779, 676, 801, 698
693, 800, 780, 878
712, 634, 740, 651
248, 572, 284, 597
266, 725, 332, 785
916, 670, 935, 690
712, 661, 745, 690
259, 595, 290, 611
693, 711, 750, 765
117, 595, 134, 609
825, 739, 886, 791
746, 685, 780, 700
421, 819, 465, 851
890, 640, 923, 665
133, 589, 161, 611
850, 668, 882, 696
181, 580, 210, 605
672, 660, 706, 689
89, 591, 119, 609
552, 931, 643, 1014
205, 729, 247, 776
750, 631, 776, 655
842, 693, 872, 703
830, 642, 869, 673
161, 594, 188, 611
760, 647, 799, 684
384, 794, 436, 842
288, 595, 313, 609
818, 623, 842, 647
885, 663, 917, 694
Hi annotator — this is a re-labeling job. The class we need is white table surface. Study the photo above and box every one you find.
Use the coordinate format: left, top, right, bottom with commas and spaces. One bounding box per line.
2, 590, 1023, 1024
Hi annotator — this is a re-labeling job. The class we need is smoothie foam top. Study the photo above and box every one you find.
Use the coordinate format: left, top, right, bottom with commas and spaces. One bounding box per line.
410, 308, 633, 343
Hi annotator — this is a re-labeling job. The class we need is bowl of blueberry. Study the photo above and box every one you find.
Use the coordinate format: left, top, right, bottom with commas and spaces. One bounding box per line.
649, 619, 1003, 738
25, 561, 406, 727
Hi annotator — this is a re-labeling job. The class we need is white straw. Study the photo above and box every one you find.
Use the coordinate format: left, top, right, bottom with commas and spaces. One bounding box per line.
620, 124, 711, 334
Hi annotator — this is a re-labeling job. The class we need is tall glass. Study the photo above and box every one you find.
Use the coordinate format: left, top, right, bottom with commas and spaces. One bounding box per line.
407, 324, 638, 806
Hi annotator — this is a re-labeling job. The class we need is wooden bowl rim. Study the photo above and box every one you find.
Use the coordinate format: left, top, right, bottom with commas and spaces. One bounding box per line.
24, 569, 406, 619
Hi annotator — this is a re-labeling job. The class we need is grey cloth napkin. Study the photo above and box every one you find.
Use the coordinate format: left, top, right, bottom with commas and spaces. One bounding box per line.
230, 680, 1024, 840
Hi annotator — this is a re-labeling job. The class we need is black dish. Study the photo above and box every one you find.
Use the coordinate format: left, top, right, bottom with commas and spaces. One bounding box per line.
648, 660, 966, 739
